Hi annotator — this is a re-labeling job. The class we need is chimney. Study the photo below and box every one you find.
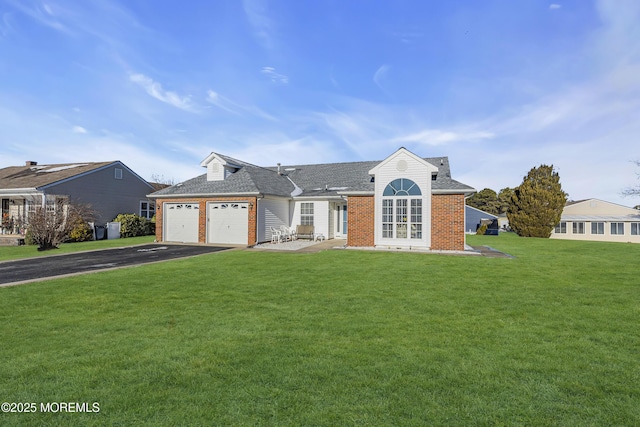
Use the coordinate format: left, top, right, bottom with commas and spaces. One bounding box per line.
277, 163, 281, 175
26, 161, 38, 166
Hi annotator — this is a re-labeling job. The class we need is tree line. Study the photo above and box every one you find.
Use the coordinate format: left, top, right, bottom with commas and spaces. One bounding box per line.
468, 165, 567, 238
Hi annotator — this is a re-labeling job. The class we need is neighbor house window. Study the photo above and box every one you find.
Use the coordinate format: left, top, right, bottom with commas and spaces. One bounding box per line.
572, 222, 585, 234
114, 168, 123, 179
300, 203, 314, 225
140, 201, 155, 219
381, 178, 422, 240
611, 222, 624, 235
591, 222, 604, 235
554, 222, 567, 234
631, 223, 639, 235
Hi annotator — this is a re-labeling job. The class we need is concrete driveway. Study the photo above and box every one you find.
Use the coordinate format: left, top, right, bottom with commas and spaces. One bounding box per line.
0, 244, 230, 287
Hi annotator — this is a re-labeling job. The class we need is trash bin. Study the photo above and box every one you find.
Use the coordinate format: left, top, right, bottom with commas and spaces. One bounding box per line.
94, 225, 106, 240
106, 222, 121, 239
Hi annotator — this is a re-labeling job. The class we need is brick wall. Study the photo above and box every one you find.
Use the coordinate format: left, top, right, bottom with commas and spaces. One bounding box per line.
431, 194, 465, 251
347, 196, 375, 247
155, 197, 258, 245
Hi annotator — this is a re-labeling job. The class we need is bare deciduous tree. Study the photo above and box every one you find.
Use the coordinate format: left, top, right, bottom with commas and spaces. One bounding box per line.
27, 200, 95, 251
149, 173, 176, 191
622, 160, 640, 198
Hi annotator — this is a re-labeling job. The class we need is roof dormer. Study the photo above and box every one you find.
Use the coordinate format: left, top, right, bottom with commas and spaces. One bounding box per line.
200, 152, 242, 181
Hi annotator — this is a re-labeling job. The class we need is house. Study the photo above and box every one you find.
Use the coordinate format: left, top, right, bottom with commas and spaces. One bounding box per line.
465, 205, 499, 233
551, 198, 640, 243
0, 161, 155, 233
151, 147, 476, 251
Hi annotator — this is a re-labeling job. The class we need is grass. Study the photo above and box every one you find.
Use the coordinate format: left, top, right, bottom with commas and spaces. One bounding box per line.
0, 233, 638, 425
0, 235, 155, 261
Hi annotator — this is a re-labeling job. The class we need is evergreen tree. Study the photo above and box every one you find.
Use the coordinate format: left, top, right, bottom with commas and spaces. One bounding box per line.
497, 187, 515, 214
507, 165, 567, 238
466, 188, 500, 215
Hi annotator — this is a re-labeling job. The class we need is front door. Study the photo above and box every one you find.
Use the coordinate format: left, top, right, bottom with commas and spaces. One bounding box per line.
334, 203, 348, 239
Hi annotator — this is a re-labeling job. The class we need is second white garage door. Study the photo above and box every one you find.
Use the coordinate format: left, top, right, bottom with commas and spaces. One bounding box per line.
207, 202, 249, 245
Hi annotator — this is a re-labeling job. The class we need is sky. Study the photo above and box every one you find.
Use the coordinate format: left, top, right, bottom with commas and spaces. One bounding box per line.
1, 0, 639, 206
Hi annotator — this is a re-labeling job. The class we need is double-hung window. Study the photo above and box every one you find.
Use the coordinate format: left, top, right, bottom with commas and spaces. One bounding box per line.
140, 201, 155, 219
591, 222, 604, 235
572, 222, 585, 234
611, 222, 624, 235
381, 178, 422, 240
554, 222, 567, 234
632, 223, 640, 235
300, 203, 314, 226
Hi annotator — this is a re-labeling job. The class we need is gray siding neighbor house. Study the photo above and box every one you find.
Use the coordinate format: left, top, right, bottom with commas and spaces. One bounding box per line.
0, 161, 155, 232
465, 206, 498, 233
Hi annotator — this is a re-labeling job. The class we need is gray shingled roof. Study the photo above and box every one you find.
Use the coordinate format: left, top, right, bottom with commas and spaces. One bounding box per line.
152, 154, 474, 198
0, 161, 117, 189
152, 165, 294, 197
271, 156, 474, 196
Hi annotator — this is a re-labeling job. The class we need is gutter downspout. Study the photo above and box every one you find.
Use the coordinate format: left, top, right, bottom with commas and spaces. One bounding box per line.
255, 196, 263, 246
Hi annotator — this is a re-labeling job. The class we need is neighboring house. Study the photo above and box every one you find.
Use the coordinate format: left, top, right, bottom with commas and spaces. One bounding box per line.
551, 198, 640, 243
151, 147, 476, 251
0, 161, 155, 231
465, 205, 498, 233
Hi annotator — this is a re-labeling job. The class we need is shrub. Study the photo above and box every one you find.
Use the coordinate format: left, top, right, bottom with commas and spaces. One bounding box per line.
24, 226, 36, 245
68, 219, 94, 242
113, 213, 151, 238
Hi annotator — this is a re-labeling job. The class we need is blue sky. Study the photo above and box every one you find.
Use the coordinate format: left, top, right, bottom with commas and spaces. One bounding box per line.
1, 0, 639, 205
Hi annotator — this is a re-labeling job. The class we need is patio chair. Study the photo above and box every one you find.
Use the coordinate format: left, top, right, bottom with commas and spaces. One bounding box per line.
270, 226, 282, 244
280, 225, 294, 241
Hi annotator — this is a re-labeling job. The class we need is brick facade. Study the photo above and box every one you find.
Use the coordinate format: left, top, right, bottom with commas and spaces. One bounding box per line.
430, 194, 466, 251
156, 197, 257, 245
346, 196, 375, 247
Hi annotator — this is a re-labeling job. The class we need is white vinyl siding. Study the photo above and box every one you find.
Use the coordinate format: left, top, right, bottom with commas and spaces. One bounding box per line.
370, 149, 435, 249
258, 197, 289, 243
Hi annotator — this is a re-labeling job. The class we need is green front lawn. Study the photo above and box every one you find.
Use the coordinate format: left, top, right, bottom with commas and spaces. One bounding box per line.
0, 234, 638, 425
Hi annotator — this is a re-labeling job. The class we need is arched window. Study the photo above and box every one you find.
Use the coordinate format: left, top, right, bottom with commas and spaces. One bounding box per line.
383, 178, 422, 196
382, 179, 423, 240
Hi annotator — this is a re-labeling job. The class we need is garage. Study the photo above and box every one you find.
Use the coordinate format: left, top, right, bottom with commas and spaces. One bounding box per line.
164, 203, 200, 243
207, 202, 249, 245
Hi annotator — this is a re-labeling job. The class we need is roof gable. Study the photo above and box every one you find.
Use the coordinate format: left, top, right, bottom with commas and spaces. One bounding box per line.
368, 147, 438, 175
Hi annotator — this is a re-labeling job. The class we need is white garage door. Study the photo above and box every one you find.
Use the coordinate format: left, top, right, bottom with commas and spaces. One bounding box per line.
164, 203, 200, 243
208, 202, 249, 245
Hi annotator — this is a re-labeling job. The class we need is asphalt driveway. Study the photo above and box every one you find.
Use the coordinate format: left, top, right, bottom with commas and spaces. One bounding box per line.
0, 244, 230, 287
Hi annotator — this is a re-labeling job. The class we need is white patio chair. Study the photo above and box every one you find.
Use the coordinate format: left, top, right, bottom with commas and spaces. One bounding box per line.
270, 226, 282, 244
280, 225, 292, 241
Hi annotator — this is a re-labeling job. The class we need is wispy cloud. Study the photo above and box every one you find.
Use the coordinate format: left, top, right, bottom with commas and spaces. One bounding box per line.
206, 90, 277, 121
129, 73, 195, 112
549, 4, 562, 10
261, 67, 289, 84
206, 90, 241, 115
6, 0, 71, 34
373, 64, 391, 93
243, 0, 275, 50
0, 12, 13, 38
72, 126, 87, 134
393, 129, 494, 146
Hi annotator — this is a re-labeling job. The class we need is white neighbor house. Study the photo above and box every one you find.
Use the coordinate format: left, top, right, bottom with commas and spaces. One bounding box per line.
551, 199, 640, 244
